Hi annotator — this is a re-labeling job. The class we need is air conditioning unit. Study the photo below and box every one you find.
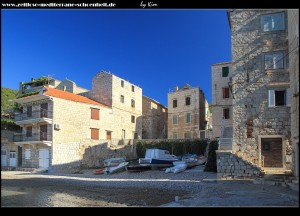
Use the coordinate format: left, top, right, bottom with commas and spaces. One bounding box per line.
54, 124, 61, 130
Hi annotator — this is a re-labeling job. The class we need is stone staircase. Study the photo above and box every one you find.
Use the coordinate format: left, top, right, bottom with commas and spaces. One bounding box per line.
219, 127, 233, 150
253, 169, 299, 192
223, 127, 233, 138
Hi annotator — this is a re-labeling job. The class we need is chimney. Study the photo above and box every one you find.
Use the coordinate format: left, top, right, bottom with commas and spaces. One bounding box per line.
174, 86, 178, 92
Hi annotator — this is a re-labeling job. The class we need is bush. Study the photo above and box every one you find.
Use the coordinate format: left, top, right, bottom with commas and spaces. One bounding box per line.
204, 140, 219, 172
1, 119, 21, 131
136, 139, 208, 158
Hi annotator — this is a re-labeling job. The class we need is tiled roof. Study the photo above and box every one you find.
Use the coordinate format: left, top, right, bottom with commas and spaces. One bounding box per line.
43, 86, 108, 107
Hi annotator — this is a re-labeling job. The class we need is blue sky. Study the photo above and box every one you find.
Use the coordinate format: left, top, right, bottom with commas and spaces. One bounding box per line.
2, 10, 231, 106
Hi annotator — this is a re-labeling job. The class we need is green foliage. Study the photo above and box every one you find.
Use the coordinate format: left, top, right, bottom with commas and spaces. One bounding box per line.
16, 91, 39, 99
136, 139, 208, 158
204, 140, 219, 172
1, 119, 21, 131
23, 76, 49, 87
1, 87, 18, 114
209, 104, 212, 113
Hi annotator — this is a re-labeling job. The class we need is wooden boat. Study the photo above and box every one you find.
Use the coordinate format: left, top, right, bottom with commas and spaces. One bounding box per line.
126, 165, 152, 172
139, 148, 178, 167
103, 157, 126, 167
104, 162, 129, 175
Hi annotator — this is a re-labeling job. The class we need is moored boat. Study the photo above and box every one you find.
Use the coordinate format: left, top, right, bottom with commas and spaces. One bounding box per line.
103, 157, 126, 167
104, 162, 129, 175
126, 165, 152, 172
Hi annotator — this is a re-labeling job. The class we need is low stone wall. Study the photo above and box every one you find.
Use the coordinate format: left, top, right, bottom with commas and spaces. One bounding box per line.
216, 150, 261, 179
51, 139, 137, 171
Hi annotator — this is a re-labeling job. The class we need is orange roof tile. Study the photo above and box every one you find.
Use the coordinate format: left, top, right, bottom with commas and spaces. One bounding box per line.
43, 86, 109, 107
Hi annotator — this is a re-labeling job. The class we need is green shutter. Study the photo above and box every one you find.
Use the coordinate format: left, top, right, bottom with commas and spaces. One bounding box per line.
222, 67, 229, 77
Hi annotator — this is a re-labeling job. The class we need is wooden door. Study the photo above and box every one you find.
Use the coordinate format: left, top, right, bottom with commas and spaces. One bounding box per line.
40, 125, 48, 141
261, 138, 283, 167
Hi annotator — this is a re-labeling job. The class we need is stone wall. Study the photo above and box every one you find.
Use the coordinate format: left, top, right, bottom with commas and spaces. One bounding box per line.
55, 79, 89, 94
288, 9, 299, 177
142, 95, 168, 139
168, 85, 206, 139
229, 10, 291, 169
211, 62, 233, 138
1, 130, 18, 167
51, 139, 136, 171
216, 150, 261, 179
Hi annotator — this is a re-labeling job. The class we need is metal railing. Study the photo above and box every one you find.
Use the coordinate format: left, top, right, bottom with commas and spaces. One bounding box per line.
13, 132, 52, 142
15, 109, 53, 121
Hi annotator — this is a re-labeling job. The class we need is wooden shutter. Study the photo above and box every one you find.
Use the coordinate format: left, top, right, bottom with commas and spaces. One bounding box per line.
91, 108, 99, 120
26, 126, 32, 137
91, 128, 99, 140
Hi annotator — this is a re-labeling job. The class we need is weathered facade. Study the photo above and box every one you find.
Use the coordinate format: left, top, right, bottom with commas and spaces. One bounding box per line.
1, 130, 20, 169
288, 9, 299, 177
217, 9, 292, 179
142, 95, 167, 139
167, 84, 206, 139
211, 62, 233, 139
12, 71, 143, 170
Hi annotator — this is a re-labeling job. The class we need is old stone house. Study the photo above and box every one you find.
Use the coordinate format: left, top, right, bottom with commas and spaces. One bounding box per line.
287, 9, 299, 178
167, 84, 206, 139
217, 9, 294, 179
11, 71, 143, 170
211, 62, 233, 140
142, 95, 168, 139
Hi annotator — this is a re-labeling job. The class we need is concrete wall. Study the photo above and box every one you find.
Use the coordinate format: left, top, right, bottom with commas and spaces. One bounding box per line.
288, 9, 299, 177
211, 62, 233, 138
168, 85, 206, 139
142, 95, 168, 139
229, 9, 291, 169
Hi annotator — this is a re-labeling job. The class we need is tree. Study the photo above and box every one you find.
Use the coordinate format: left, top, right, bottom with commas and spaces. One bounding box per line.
1, 87, 18, 114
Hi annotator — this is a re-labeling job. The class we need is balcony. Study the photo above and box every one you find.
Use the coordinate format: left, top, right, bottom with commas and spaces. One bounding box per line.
15, 109, 53, 125
13, 132, 52, 146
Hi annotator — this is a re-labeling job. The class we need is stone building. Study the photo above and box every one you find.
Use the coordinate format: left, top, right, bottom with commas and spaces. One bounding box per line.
1, 130, 20, 169
11, 71, 142, 170
142, 95, 168, 139
211, 62, 233, 140
167, 84, 206, 139
83, 71, 143, 139
288, 9, 299, 177
217, 9, 292, 179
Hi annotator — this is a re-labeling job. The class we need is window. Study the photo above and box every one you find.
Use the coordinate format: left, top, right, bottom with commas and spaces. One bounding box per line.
172, 115, 178, 124
91, 108, 100, 120
185, 97, 191, 105
131, 99, 135, 108
40, 103, 48, 118
120, 95, 124, 103
268, 89, 290, 107
132, 85, 135, 92
223, 108, 230, 119
131, 115, 135, 123
184, 132, 191, 139
172, 132, 178, 139
173, 99, 177, 108
121, 80, 124, 87
26, 126, 32, 137
27, 106, 32, 117
25, 149, 31, 159
222, 67, 229, 77
262, 13, 284, 32
91, 128, 99, 140
106, 131, 112, 140
186, 113, 191, 123
222, 87, 230, 98
264, 53, 284, 70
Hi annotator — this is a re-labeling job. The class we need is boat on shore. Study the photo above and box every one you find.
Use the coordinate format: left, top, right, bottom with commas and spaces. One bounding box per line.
126, 165, 152, 172
139, 148, 178, 167
103, 157, 126, 167
104, 162, 129, 175
165, 163, 188, 174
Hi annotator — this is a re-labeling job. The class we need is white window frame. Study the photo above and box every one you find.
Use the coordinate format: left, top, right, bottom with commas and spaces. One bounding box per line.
172, 132, 178, 139
261, 12, 285, 32
264, 52, 284, 70
268, 88, 290, 107
25, 149, 31, 159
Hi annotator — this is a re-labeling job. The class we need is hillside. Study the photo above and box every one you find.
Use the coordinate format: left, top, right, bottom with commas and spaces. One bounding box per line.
1, 87, 18, 114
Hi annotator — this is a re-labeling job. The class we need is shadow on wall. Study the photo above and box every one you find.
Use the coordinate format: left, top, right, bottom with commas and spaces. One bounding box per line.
51, 140, 137, 173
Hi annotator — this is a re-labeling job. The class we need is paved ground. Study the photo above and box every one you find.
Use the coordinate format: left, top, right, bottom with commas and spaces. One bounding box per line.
1, 166, 299, 207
